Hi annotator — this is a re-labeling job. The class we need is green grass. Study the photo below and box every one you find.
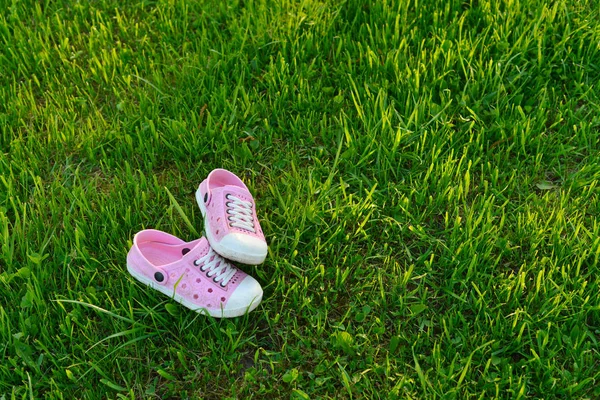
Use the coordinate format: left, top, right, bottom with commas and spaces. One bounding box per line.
1, 0, 600, 398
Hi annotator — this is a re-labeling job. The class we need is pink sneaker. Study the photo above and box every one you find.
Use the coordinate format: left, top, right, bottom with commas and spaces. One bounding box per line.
196, 169, 268, 265
126, 230, 263, 318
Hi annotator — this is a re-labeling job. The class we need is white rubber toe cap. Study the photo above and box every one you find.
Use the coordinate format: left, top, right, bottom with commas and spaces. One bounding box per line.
220, 232, 268, 259
224, 275, 263, 316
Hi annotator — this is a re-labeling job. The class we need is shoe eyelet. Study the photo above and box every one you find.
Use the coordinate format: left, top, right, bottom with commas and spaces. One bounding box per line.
154, 272, 164, 282
182, 248, 190, 255
204, 193, 208, 203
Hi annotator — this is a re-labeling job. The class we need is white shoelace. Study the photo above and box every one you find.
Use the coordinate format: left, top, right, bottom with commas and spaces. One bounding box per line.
226, 194, 256, 233
194, 248, 237, 286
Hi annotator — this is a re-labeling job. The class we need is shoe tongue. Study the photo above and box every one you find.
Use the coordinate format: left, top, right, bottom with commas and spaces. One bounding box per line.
221, 185, 251, 198
179, 237, 210, 259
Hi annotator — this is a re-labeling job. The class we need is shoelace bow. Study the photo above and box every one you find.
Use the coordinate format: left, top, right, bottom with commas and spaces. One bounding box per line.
193, 248, 237, 286
225, 194, 256, 232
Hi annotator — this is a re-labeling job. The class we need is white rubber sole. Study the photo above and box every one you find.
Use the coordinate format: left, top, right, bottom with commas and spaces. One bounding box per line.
196, 189, 267, 265
127, 263, 262, 318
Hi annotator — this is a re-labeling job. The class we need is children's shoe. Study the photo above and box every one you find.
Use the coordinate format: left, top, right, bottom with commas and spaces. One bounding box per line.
127, 229, 263, 318
196, 169, 267, 265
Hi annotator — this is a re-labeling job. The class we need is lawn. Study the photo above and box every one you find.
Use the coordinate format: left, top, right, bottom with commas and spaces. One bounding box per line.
1, 0, 600, 398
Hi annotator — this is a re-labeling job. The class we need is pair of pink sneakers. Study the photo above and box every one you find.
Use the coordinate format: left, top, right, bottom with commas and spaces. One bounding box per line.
127, 169, 267, 318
